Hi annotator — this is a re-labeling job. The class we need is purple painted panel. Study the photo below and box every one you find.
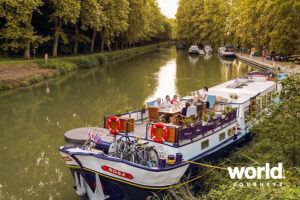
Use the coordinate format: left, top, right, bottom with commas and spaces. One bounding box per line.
178, 109, 237, 141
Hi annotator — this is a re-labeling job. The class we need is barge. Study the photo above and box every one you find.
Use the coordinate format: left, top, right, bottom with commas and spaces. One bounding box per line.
59, 71, 282, 200
219, 45, 236, 58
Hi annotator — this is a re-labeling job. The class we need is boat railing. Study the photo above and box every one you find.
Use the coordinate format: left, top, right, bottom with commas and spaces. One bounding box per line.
103, 109, 148, 128
175, 109, 237, 146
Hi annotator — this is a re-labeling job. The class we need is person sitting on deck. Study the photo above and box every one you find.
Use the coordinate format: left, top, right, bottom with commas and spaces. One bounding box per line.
153, 98, 162, 109
198, 86, 210, 109
162, 95, 171, 108
161, 95, 173, 122
181, 102, 191, 116
171, 95, 180, 105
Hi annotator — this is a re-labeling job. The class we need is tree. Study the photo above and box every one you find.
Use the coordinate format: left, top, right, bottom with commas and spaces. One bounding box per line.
98, 0, 129, 52
176, 0, 300, 54
80, 0, 105, 54
49, 0, 81, 57
0, 0, 47, 59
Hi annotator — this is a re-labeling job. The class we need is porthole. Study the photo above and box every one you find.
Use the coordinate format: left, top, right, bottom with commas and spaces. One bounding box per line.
201, 139, 209, 150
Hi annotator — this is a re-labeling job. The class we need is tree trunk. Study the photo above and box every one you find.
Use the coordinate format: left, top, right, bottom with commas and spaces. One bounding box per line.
52, 22, 61, 57
73, 40, 78, 55
115, 38, 118, 50
24, 14, 32, 59
73, 24, 79, 55
90, 29, 97, 54
101, 37, 105, 52
24, 41, 30, 59
53, 34, 59, 57
100, 32, 105, 52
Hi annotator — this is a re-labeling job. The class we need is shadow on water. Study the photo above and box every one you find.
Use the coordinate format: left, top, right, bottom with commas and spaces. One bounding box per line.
0, 46, 252, 199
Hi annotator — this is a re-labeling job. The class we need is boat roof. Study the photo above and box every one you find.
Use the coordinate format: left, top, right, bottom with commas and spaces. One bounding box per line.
208, 79, 276, 104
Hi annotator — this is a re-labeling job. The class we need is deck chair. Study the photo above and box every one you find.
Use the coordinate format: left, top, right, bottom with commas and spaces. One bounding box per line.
207, 95, 216, 111
147, 100, 156, 107
186, 106, 197, 119
148, 107, 160, 122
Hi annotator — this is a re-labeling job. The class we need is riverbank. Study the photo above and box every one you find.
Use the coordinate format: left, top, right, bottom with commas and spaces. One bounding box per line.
237, 53, 300, 74
0, 42, 169, 91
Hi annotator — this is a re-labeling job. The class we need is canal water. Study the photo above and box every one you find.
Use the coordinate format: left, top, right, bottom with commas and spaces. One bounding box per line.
0, 46, 252, 199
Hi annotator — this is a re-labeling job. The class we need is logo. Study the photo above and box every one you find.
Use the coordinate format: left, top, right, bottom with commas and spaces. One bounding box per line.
228, 163, 284, 179
101, 165, 134, 179
62, 156, 73, 162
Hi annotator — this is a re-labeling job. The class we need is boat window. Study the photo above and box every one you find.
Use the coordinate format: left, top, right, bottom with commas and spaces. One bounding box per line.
267, 92, 272, 104
256, 98, 261, 111
228, 128, 234, 136
244, 106, 250, 121
232, 126, 236, 133
219, 132, 225, 141
201, 139, 209, 150
250, 99, 256, 113
261, 95, 266, 108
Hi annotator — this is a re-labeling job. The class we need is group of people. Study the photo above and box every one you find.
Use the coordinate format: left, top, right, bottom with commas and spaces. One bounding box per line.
153, 94, 180, 109
152, 86, 209, 118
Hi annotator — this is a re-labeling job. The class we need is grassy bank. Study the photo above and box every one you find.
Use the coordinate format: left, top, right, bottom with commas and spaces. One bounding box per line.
0, 42, 169, 91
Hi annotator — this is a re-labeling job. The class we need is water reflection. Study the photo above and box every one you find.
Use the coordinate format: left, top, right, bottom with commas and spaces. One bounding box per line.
188, 55, 199, 65
204, 54, 212, 61
0, 46, 252, 199
146, 60, 177, 101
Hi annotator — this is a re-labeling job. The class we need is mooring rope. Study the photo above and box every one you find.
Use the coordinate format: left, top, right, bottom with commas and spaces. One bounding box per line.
183, 160, 228, 171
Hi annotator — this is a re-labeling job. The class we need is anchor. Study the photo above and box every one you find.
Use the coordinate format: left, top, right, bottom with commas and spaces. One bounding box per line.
86, 173, 109, 200
74, 171, 86, 196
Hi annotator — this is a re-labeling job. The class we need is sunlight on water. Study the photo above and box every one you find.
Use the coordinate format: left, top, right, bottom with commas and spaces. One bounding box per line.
146, 60, 177, 101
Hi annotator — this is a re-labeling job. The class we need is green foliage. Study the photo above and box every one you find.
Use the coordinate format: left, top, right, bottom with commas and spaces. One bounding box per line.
0, 0, 173, 58
176, 0, 300, 54
221, 109, 227, 115
202, 113, 208, 122
0, 0, 49, 58
141, 104, 146, 110
186, 118, 193, 125
125, 106, 133, 112
22, 75, 44, 86
208, 111, 215, 118
225, 106, 231, 112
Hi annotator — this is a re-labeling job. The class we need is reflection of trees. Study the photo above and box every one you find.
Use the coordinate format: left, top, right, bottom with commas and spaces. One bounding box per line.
176, 53, 253, 96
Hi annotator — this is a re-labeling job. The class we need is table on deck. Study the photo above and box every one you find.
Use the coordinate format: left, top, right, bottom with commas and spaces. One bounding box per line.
159, 107, 182, 125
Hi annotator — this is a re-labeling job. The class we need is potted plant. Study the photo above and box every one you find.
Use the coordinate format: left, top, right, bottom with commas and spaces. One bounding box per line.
125, 106, 133, 113
141, 104, 146, 113
225, 106, 232, 113
208, 111, 215, 119
221, 109, 227, 119
202, 113, 208, 126
186, 118, 193, 126
116, 110, 122, 117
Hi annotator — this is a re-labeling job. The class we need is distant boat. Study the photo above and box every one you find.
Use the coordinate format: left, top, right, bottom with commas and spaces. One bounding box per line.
198, 49, 205, 55
219, 45, 236, 58
204, 45, 212, 54
176, 43, 186, 49
189, 45, 199, 54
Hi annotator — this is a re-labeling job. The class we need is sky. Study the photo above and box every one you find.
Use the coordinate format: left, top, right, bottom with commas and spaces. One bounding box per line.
157, 0, 179, 18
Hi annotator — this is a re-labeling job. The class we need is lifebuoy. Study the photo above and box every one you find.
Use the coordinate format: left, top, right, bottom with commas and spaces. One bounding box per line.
151, 123, 168, 143
107, 116, 121, 134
